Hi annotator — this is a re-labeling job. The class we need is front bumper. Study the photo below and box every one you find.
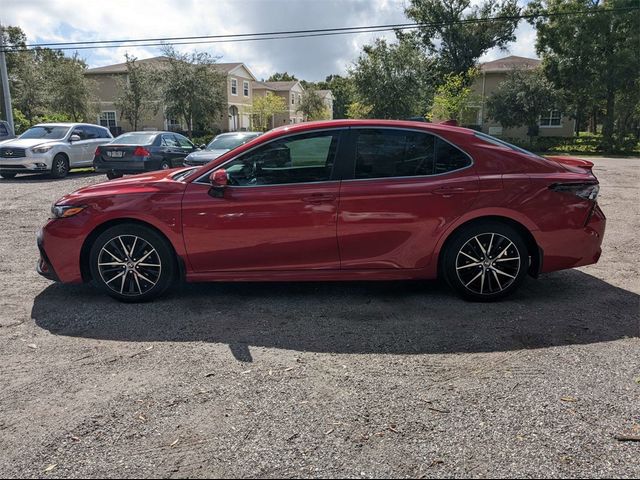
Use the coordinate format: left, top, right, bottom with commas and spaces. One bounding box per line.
0, 154, 53, 173
36, 228, 60, 281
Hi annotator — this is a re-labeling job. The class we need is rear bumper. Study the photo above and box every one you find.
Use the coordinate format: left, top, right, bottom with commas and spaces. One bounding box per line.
538, 203, 606, 273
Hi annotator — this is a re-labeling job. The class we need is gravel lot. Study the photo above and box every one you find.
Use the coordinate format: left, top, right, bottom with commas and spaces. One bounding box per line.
0, 158, 638, 479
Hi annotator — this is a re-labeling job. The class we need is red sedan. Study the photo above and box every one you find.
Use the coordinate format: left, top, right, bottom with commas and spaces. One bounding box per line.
37, 120, 605, 302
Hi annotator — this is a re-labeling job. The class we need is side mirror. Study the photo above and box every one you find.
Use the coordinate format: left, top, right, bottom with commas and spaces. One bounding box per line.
208, 169, 228, 198
69, 134, 81, 142
199, 144, 207, 150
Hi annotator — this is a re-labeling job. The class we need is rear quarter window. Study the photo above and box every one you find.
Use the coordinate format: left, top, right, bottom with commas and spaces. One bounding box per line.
434, 138, 472, 174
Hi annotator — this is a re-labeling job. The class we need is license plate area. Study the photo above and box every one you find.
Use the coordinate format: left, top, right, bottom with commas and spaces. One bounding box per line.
107, 151, 124, 158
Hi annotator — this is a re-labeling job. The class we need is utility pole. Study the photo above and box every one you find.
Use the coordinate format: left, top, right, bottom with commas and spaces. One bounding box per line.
0, 21, 15, 134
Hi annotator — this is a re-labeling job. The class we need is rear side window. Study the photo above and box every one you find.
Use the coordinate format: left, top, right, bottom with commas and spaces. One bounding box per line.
353, 129, 436, 179
434, 138, 472, 174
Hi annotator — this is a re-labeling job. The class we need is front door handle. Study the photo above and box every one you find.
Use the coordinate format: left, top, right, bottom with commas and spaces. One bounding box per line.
302, 194, 335, 204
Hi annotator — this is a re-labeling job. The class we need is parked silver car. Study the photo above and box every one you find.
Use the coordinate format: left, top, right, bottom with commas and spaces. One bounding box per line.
0, 123, 113, 179
183, 131, 261, 166
0, 120, 15, 143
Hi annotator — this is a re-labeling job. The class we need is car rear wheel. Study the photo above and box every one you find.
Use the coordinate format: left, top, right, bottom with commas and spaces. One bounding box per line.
0, 173, 16, 179
89, 224, 175, 302
50, 154, 69, 179
442, 222, 529, 301
106, 171, 123, 180
160, 160, 170, 170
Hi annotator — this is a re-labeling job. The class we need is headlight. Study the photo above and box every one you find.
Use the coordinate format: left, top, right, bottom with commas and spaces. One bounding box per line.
51, 204, 87, 218
32, 145, 54, 154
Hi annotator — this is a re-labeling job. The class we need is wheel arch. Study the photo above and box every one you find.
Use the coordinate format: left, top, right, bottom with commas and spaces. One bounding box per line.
436, 214, 542, 278
80, 218, 186, 282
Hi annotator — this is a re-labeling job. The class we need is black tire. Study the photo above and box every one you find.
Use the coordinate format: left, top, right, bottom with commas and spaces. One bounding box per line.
89, 224, 175, 302
106, 171, 123, 180
159, 160, 170, 170
0, 172, 16, 179
442, 221, 529, 302
50, 154, 69, 179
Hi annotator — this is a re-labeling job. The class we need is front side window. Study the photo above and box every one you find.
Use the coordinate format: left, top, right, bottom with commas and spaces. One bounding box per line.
222, 131, 340, 186
231, 78, 238, 95
353, 129, 436, 179
71, 127, 88, 140
243, 81, 249, 96
540, 110, 562, 127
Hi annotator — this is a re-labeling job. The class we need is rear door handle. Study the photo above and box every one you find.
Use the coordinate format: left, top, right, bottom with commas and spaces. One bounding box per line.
302, 194, 335, 204
433, 187, 466, 197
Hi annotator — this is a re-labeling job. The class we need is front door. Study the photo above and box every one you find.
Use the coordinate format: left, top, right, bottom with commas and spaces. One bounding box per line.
337, 128, 480, 270
182, 129, 346, 272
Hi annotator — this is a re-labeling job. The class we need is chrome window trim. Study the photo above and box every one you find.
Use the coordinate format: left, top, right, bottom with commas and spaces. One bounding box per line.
192, 127, 349, 186
192, 125, 475, 187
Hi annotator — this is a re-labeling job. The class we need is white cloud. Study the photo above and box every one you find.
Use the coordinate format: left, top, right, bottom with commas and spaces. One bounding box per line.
4, 0, 538, 80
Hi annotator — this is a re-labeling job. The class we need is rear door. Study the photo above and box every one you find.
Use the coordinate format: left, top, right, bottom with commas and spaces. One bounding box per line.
182, 129, 346, 272
336, 128, 479, 270
160, 134, 185, 166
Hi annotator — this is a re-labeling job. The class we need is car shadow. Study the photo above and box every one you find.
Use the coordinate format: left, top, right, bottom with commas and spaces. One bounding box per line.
32, 270, 639, 362
0, 170, 100, 183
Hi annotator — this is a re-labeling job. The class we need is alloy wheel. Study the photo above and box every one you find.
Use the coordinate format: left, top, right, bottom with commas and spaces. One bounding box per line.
455, 233, 521, 295
97, 235, 162, 297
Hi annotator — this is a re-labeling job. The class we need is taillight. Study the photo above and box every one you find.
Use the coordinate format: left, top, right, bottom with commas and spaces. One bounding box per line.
133, 146, 151, 157
550, 182, 599, 201
94, 146, 101, 156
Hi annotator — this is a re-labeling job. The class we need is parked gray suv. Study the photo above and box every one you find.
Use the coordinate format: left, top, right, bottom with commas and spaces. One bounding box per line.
0, 123, 113, 179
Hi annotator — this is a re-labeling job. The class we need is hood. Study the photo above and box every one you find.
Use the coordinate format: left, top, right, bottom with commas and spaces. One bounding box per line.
56, 168, 189, 205
185, 149, 229, 162
0, 138, 61, 149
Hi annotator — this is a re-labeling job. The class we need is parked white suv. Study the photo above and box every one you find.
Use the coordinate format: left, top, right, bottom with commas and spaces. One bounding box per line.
0, 123, 113, 179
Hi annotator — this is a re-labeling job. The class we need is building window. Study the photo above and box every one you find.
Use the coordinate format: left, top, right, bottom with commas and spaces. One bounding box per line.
291, 94, 295, 105
243, 81, 249, 97
231, 78, 238, 95
540, 110, 562, 127
166, 116, 180, 131
99, 111, 117, 128
297, 94, 301, 104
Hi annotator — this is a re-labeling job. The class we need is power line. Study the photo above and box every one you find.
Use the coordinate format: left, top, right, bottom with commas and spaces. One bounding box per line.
2, 6, 638, 53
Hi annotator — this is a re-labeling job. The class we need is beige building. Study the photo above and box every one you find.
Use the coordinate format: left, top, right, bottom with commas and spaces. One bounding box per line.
85, 56, 257, 134
468, 55, 575, 139
316, 90, 335, 118
252, 80, 306, 127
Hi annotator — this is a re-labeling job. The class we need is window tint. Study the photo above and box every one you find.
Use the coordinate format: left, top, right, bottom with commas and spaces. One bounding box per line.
434, 138, 472, 174
174, 134, 194, 149
83, 126, 100, 139
223, 131, 340, 186
353, 129, 436, 179
162, 134, 180, 147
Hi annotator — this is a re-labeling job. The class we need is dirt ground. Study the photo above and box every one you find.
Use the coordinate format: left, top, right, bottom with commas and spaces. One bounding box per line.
0, 158, 638, 479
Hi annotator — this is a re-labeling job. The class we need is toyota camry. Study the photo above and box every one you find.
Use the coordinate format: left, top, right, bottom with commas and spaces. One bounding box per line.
37, 120, 605, 302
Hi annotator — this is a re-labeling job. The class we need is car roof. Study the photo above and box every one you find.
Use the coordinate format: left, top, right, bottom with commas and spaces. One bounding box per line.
267, 119, 476, 136
32, 122, 109, 129
216, 131, 262, 137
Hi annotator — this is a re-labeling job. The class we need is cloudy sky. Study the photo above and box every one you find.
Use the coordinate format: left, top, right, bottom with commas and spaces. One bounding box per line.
3, 0, 537, 81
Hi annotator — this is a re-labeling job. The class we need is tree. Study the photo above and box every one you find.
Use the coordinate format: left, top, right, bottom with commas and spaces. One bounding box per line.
160, 46, 227, 138
404, 0, 520, 80
321, 75, 355, 119
48, 53, 97, 122
251, 92, 287, 131
428, 69, 479, 123
298, 89, 329, 121
486, 68, 562, 139
527, 0, 640, 150
0, 25, 28, 120
267, 72, 297, 82
346, 101, 373, 119
350, 37, 436, 119
114, 54, 161, 130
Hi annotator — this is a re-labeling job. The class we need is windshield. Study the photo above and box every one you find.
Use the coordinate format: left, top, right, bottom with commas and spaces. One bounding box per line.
207, 134, 258, 151
113, 133, 158, 145
20, 126, 69, 140
474, 131, 543, 158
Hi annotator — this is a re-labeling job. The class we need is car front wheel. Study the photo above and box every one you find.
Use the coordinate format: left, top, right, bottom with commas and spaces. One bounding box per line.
50, 154, 69, 179
442, 222, 529, 301
89, 224, 175, 302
